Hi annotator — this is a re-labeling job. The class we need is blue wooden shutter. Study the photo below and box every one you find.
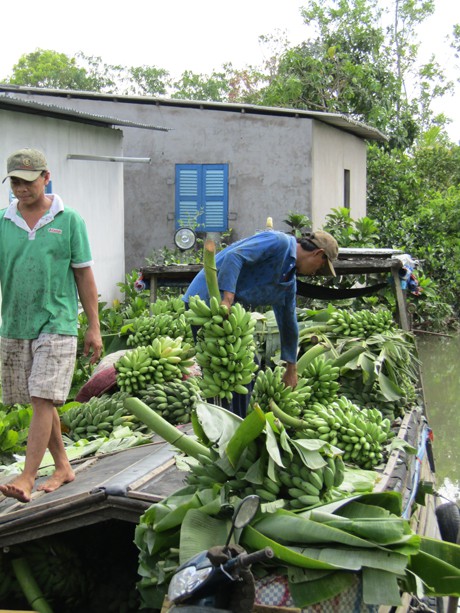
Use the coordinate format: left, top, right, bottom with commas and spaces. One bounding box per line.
175, 164, 228, 231
202, 164, 228, 232
175, 165, 201, 229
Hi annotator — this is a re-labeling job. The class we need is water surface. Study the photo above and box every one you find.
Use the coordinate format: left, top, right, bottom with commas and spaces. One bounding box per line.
417, 332, 460, 503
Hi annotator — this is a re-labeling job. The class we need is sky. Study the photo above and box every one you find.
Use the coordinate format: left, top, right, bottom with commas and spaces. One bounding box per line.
1, 0, 459, 141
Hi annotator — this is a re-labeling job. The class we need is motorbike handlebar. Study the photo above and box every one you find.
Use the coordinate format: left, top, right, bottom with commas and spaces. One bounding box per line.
235, 547, 274, 568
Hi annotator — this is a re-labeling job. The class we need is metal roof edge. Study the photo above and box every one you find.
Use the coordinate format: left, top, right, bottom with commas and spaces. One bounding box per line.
0, 84, 388, 142
0, 92, 170, 131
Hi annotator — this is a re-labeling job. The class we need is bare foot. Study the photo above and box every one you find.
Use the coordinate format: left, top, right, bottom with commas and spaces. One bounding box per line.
0, 477, 34, 503
36, 468, 75, 493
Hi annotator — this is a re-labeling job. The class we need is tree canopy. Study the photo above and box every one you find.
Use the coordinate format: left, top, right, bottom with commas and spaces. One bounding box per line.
2, 0, 457, 146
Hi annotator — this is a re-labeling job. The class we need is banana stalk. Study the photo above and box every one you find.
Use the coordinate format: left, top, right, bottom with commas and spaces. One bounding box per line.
296, 343, 329, 375
269, 399, 310, 430
203, 239, 221, 303
331, 345, 366, 368
11, 557, 54, 613
124, 397, 212, 460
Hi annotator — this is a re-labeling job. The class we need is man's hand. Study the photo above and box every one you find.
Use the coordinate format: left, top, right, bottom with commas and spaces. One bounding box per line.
282, 362, 298, 389
83, 325, 103, 364
220, 291, 235, 312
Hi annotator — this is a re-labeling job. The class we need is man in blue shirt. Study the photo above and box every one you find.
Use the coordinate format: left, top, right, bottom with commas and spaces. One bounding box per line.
184, 229, 338, 396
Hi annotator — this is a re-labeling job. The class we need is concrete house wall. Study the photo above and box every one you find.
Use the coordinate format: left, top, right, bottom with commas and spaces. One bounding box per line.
311, 121, 367, 227
1, 88, 386, 275
0, 108, 125, 304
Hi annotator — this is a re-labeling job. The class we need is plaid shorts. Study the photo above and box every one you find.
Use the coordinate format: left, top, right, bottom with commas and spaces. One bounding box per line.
1, 334, 77, 406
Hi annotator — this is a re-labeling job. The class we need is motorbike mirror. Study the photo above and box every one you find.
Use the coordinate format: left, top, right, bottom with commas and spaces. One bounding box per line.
224, 495, 260, 549
233, 495, 260, 529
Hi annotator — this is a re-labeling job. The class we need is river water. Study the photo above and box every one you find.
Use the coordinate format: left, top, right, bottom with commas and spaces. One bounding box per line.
416, 332, 460, 503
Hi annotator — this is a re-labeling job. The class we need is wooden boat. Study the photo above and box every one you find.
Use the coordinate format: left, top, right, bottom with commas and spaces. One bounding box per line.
0, 249, 457, 612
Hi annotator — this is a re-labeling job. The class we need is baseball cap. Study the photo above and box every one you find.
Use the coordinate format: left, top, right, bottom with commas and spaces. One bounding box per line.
307, 230, 339, 276
2, 148, 48, 183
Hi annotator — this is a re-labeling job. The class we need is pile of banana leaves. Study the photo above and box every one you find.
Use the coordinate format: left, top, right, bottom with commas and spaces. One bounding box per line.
130, 398, 460, 611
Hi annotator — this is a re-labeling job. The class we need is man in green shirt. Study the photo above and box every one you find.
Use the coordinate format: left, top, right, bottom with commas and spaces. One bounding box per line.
0, 148, 102, 503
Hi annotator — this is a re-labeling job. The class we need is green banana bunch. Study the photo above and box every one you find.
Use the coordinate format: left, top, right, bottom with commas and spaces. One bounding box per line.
185, 446, 234, 489
127, 313, 191, 348
0, 554, 21, 603
248, 366, 311, 417
327, 308, 395, 338
115, 336, 196, 394
298, 396, 393, 469
300, 355, 341, 407
227, 435, 345, 507
137, 378, 201, 425
185, 439, 284, 504
13, 537, 88, 609
339, 374, 406, 420
61, 391, 143, 440
183, 411, 345, 509
275, 450, 345, 509
185, 296, 258, 402
150, 296, 186, 316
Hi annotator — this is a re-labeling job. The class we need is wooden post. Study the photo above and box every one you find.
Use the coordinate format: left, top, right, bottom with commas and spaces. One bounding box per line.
391, 264, 410, 331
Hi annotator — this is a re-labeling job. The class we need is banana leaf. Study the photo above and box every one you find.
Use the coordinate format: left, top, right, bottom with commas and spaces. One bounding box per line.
264, 414, 284, 468
226, 404, 266, 467
378, 370, 404, 401
290, 545, 407, 574
243, 524, 340, 570
314, 491, 403, 517
154, 487, 222, 532
195, 401, 242, 453
291, 439, 330, 470
308, 511, 411, 544
358, 352, 378, 384
362, 567, 403, 606
139, 485, 196, 525
251, 510, 386, 549
179, 508, 231, 564
289, 570, 356, 607
338, 467, 378, 493
288, 567, 335, 583
406, 538, 460, 596
333, 499, 394, 519
244, 456, 266, 485
135, 523, 180, 557
420, 535, 460, 569
190, 410, 208, 445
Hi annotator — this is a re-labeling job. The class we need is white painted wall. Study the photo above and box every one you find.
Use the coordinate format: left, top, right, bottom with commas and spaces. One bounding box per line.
311, 121, 367, 227
0, 110, 125, 306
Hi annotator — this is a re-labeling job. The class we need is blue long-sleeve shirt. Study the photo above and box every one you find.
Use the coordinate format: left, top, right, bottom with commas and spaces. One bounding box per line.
183, 231, 298, 363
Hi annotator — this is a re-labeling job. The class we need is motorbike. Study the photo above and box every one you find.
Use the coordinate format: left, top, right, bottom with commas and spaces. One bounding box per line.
167, 495, 274, 613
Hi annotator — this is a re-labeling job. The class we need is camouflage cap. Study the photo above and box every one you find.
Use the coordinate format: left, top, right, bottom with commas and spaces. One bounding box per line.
3, 148, 48, 183
306, 230, 339, 276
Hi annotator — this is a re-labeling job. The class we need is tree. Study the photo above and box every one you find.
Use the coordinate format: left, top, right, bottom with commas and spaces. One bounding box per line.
366, 136, 460, 322
3, 49, 171, 95
124, 66, 171, 96
6, 49, 94, 90
255, 0, 453, 149
171, 69, 230, 101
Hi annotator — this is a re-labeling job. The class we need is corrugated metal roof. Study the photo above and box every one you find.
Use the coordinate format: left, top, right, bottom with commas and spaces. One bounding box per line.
0, 93, 170, 131
0, 85, 387, 142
